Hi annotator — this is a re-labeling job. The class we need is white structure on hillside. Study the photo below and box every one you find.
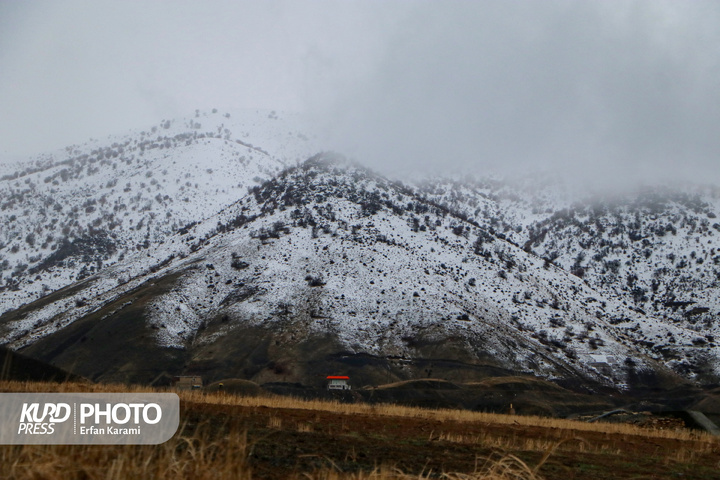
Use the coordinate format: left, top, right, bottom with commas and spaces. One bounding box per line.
327, 375, 351, 390
588, 354, 617, 375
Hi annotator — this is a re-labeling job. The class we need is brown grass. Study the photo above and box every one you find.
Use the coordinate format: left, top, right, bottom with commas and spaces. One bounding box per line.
1, 422, 253, 480
1, 380, 718, 480
290, 454, 544, 479
0, 413, 541, 480
184, 391, 711, 442
2, 379, 716, 441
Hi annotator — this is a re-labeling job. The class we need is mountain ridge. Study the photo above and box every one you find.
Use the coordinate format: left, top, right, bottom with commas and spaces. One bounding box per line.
0, 111, 718, 393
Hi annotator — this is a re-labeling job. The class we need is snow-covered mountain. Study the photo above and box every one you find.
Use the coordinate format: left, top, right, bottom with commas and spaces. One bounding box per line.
0, 109, 318, 311
0, 111, 718, 391
417, 178, 720, 382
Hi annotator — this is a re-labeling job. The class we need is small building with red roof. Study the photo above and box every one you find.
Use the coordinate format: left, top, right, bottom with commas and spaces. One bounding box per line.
326, 375, 351, 390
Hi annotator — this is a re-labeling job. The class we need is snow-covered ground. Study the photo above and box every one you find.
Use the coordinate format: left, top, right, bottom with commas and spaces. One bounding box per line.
0, 109, 319, 312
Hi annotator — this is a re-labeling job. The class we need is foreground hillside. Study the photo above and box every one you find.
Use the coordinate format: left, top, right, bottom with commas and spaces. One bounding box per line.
1, 381, 719, 480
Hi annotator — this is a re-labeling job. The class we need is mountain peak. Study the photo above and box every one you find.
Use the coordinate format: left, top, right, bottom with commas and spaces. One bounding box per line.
1, 110, 718, 394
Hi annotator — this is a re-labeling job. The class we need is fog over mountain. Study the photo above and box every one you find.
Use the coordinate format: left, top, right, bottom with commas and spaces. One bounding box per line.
319, 1, 720, 187
2, 2, 720, 404
2, 1, 719, 188
0, 107, 719, 391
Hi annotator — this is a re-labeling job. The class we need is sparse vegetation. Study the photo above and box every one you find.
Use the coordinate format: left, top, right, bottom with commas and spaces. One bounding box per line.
0, 380, 718, 480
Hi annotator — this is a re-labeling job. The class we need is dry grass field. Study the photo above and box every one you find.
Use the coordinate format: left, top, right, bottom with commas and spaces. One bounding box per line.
1, 380, 719, 479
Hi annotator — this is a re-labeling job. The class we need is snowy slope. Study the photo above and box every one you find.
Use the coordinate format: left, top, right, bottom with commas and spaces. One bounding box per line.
0, 111, 718, 388
1, 153, 716, 387
418, 178, 720, 382
0, 109, 318, 312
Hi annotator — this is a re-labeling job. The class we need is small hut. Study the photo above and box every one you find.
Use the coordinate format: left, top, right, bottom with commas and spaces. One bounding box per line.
174, 375, 203, 390
588, 354, 617, 376
326, 375, 351, 390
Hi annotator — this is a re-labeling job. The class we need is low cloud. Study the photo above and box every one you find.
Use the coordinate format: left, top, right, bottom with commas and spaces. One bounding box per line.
2, 1, 719, 188
317, 1, 720, 187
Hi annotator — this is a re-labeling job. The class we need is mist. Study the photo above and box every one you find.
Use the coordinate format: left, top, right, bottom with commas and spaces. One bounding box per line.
0, 1, 400, 156
1, 1, 719, 188
318, 1, 720, 188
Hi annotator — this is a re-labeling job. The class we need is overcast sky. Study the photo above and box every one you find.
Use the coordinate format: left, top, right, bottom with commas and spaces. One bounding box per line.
1, 1, 719, 186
